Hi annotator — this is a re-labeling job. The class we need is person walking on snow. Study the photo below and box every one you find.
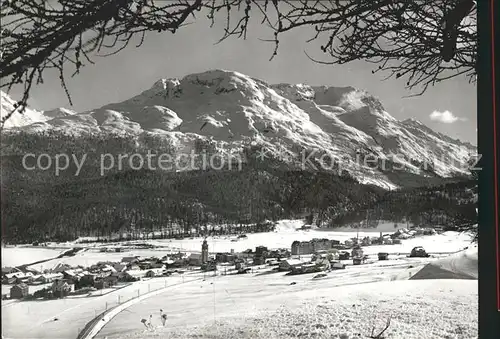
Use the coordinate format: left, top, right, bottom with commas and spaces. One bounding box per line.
146, 314, 153, 329
160, 309, 167, 326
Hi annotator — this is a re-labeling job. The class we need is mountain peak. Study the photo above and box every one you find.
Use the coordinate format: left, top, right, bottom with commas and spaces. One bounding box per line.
403, 117, 424, 125
2, 70, 476, 188
43, 107, 77, 118
1, 91, 48, 128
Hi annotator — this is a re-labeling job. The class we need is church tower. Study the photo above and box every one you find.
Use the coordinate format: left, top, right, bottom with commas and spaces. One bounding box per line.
201, 239, 208, 263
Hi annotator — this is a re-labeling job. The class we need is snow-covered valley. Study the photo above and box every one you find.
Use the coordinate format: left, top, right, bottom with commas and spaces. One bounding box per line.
1, 221, 477, 339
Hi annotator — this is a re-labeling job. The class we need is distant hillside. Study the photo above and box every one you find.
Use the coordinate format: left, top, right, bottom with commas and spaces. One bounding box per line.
332, 180, 477, 234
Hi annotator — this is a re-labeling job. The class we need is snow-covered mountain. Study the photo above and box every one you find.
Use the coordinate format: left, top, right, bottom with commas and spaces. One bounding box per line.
1, 70, 476, 189
1, 91, 77, 128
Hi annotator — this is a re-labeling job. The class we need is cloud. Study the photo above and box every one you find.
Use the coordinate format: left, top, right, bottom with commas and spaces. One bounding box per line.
429, 110, 466, 124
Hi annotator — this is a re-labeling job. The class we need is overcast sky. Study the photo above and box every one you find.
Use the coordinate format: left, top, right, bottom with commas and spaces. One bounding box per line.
9, 10, 476, 144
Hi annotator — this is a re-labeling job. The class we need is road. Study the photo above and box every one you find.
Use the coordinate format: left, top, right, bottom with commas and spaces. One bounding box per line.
77, 277, 202, 339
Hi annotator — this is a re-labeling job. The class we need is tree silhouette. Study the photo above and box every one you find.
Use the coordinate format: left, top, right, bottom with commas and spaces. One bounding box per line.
1, 0, 476, 125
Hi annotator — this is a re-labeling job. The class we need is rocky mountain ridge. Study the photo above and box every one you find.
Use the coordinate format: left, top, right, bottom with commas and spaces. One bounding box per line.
1, 69, 476, 189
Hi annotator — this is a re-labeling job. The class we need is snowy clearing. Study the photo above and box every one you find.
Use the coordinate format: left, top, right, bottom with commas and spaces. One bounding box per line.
1, 247, 63, 268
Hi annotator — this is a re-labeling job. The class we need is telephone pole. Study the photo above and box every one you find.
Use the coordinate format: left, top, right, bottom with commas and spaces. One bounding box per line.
358, 209, 369, 243
356, 221, 359, 243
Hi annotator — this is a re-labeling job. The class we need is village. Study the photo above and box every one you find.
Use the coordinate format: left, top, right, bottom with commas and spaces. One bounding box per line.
1, 226, 438, 302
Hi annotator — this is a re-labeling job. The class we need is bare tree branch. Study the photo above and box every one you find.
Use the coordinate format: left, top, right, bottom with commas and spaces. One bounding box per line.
370, 316, 392, 339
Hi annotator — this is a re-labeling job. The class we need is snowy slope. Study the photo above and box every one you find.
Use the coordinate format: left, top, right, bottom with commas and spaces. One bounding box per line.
0, 91, 76, 128
97, 277, 477, 339
411, 245, 478, 279
2, 70, 476, 188
1, 91, 47, 128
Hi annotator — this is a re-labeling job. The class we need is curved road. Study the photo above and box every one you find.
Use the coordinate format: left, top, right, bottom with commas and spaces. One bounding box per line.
77, 277, 202, 339
1, 275, 199, 339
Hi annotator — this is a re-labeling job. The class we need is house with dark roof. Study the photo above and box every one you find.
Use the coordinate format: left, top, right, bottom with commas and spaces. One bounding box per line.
40, 273, 64, 283
2, 267, 18, 277
95, 274, 119, 289
52, 263, 72, 273
279, 259, 306, 271
10, 283, 29, 299
121, 256, 140, 264
3, 272, 25, 284
51, 280, 74, 298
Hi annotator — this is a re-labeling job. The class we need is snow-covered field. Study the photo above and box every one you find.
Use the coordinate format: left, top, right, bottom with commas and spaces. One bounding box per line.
95, 259, 477, 339
1, 221, 476, 339
97, 279, 477, 339
1, 247, 63, 268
